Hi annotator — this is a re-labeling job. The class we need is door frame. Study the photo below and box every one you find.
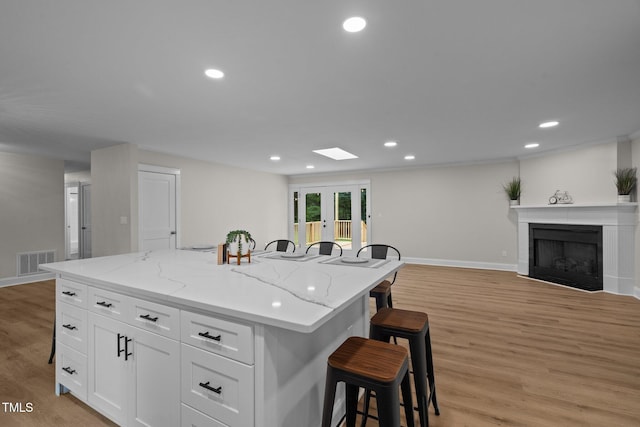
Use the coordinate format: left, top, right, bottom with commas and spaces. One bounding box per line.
64, 182, 80, 260
137, 164, 181, 251
289, 180, 371, 255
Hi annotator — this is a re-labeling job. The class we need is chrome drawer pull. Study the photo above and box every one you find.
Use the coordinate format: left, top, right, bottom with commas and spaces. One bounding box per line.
62, 366, 76, 375
139, 314, 158, 322
62, 324, 77, 331
198, 331, 222, 341
96, 301, 113, 308
199, 381, 222, 394
62, 291, 77, 297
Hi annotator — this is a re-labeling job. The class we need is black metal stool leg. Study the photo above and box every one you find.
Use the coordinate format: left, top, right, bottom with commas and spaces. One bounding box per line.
401, 370, 415, 427
425, 329, 440, 416
48, 317, 56, 364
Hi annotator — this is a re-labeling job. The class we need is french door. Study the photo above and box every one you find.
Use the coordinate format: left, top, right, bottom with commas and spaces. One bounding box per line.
290, 182, 370, 256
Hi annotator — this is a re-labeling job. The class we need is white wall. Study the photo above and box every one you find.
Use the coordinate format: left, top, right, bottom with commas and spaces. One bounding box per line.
64, 170, 91, 183
138, 150, 289, 248
519, 142, 618, 205
0, 152, 64, 279
91, 143, 139, 257
290, 160, 520, 269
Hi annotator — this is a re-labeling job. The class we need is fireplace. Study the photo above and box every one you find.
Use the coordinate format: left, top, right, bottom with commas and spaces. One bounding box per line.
529, 223, 603, 291
514, 204, 637, 296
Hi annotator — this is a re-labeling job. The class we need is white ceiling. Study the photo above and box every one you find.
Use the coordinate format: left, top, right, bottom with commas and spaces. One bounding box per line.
1, 0, 639, 175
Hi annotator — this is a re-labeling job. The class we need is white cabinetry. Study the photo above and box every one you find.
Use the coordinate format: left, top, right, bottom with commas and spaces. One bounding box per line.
58, 283, 180, 427
180, 310, 254, 426
56, 279, 89, 400
87, 312, 180, 427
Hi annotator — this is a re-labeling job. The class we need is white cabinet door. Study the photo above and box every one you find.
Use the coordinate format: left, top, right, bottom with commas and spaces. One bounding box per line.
88, 312, 129, 425
129, 327, 180, 427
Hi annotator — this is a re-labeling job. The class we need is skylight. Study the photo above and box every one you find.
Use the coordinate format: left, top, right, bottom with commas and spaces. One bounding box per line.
313, 147, 359, 160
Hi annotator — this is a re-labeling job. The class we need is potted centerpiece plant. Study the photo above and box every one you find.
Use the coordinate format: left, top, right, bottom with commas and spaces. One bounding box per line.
502, 177, 522, 206
614, 167, 637, 203
226, 230, 253, 263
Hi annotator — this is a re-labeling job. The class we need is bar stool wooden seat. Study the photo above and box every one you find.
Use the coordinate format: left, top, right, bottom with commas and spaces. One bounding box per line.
368, 308, 440, 427
322, 336, 415, 427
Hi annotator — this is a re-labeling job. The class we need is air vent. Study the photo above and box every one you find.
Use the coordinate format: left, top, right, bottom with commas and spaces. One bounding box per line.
17, 250, 55, 276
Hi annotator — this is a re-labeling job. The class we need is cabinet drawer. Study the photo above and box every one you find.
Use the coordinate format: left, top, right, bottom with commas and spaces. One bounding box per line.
181, 344, 254, 427
57, 302, 88, 354
130, 297, 180, 340
87, 286, 129, 321
57, 278, 87, 308
58, 343, 87, 401
181, 404, 228, 427
181, 311, 254, 364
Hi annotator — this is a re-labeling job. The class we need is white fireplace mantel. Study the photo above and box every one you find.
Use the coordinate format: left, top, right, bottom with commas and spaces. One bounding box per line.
513, 203, 638, 296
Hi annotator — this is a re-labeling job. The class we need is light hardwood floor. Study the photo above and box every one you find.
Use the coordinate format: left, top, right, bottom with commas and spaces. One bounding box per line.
1, 265, 639, 426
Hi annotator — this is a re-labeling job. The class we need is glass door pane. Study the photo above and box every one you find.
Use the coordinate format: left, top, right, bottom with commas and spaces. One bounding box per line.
305, 192, 322, 245
333, 191, 352, 251
361, 187, 368, 247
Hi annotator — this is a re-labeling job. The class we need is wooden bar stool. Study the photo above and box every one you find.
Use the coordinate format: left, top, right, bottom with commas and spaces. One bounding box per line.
367, 308, 440, 427
321, 336, 415, 427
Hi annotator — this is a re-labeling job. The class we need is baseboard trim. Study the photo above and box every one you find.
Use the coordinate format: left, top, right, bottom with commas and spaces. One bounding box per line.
0, 272, 55, 288
404, 257, 517, 272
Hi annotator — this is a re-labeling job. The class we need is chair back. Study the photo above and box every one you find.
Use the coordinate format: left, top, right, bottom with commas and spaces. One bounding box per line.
306, 241, 343, 256
357, 244, 401, 283
265, 239, 295, 252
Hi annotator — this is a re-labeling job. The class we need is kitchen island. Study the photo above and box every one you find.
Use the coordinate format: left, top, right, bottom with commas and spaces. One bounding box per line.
42, 249, 403, 427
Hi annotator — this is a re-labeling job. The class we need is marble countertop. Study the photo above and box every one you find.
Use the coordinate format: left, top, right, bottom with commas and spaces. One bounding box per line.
41, 249, 403, 333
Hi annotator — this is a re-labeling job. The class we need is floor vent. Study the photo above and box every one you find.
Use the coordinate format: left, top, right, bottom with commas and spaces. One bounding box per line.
17, 250, 55, 276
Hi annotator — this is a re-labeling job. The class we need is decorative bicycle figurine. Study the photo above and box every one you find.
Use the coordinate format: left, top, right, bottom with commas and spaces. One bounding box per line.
548, 190, 573, 204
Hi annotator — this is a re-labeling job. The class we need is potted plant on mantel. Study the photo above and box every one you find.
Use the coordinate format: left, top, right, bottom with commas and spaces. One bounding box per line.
502, 177, 522, 206
614, 167, 637, 203
226, 229, 252, 264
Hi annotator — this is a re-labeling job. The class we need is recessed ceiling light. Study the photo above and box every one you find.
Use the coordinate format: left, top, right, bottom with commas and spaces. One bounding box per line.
271, 301, 282, 308
313, 147, 358, 160
384, 141, 397, 147
525, 143, 540, 149
539, 120, 559, 128
343, 16, 366, 33
404, 155, 415, 160
204, 68, 224, 79
270, 155, 281, 161
306, 165, 315, 169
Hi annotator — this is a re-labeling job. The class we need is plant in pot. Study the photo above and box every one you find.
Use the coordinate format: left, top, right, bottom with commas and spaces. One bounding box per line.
502, 177, 522, 206
225, 230, 253, 259
614, 167, 637, 203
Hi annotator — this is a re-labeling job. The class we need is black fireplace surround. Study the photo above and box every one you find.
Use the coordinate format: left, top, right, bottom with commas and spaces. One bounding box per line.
529, 223, 603, 291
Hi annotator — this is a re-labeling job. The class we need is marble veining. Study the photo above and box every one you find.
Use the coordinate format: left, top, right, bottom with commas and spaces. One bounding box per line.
42, 249, 404, 333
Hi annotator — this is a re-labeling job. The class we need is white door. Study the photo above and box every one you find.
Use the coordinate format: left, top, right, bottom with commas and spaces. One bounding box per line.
129, 327, 180, 427
87, 313, 128, 425
139, 171, 177, 251
80, 183, 92, 259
